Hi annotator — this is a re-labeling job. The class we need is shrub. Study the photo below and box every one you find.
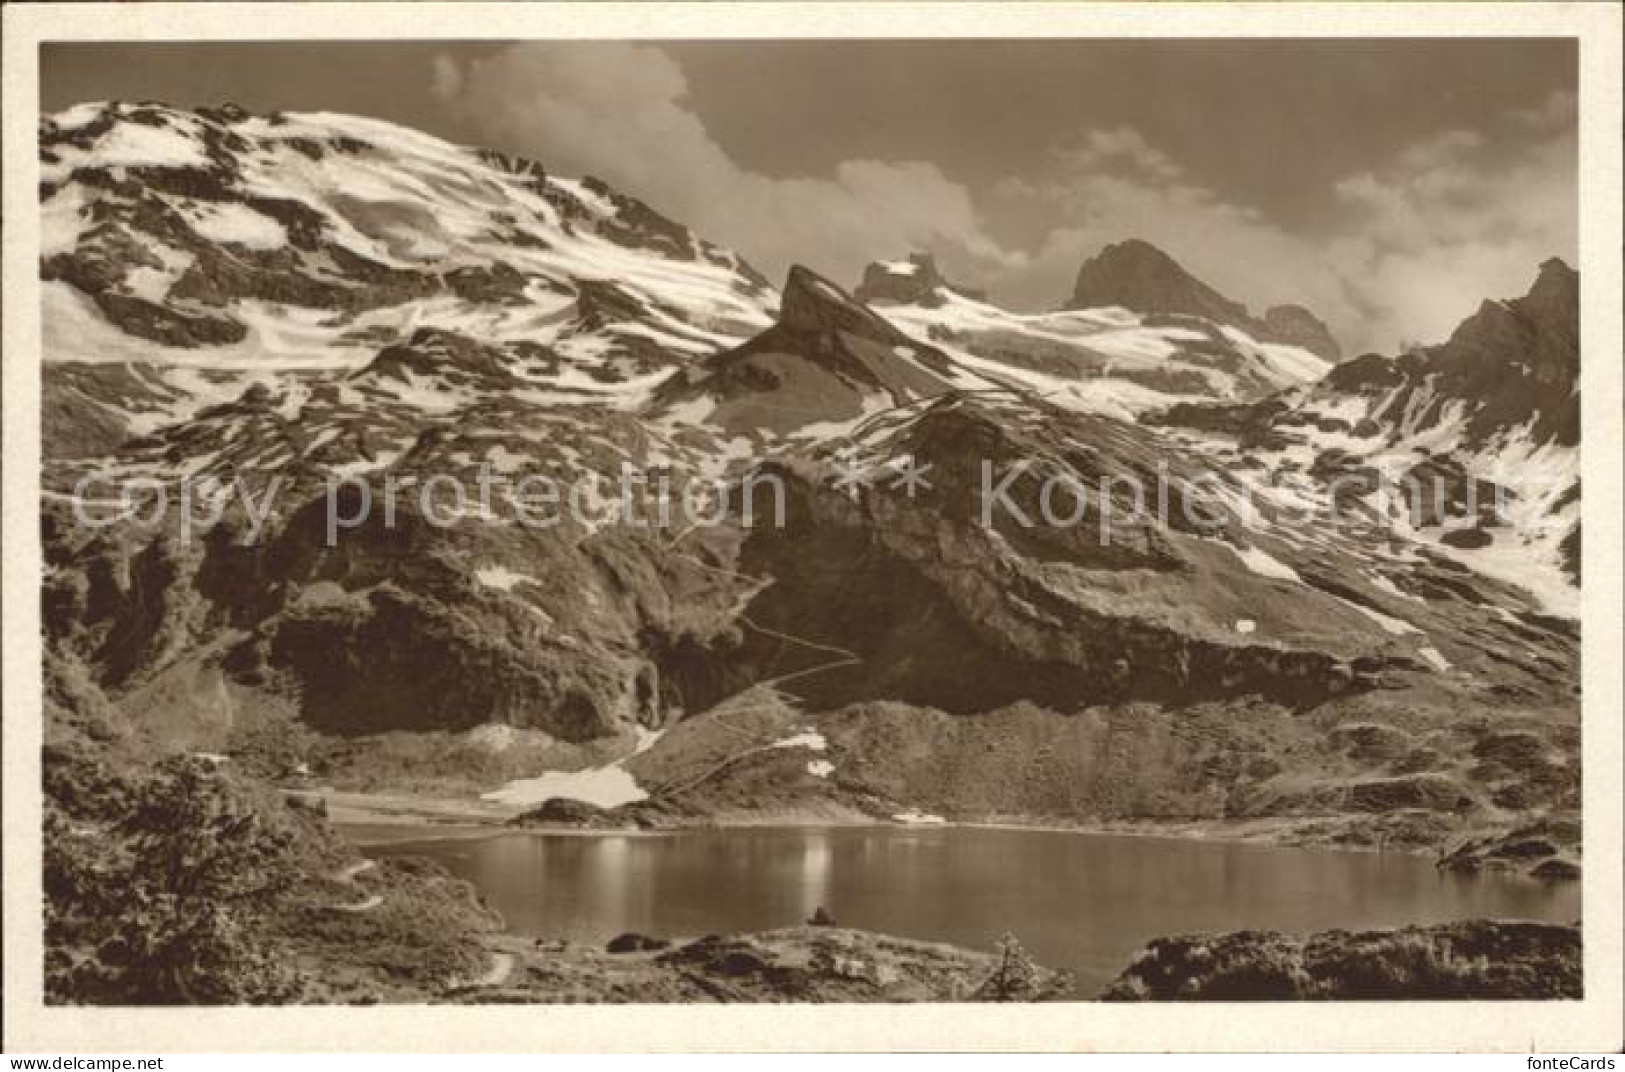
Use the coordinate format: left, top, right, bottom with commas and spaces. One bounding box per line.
46, 757, 316, 1003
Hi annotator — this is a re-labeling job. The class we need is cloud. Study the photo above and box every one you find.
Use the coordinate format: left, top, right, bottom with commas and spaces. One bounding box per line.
432, 43, 1022, 288
1053, 128, 1185, 183
995, 112, 1575, 353
429, 55, 463, 101
991, 129, 1368, 342
1510, 89, 1577, 133
434, 45, 1574, 357
1327, 112, 1575, 348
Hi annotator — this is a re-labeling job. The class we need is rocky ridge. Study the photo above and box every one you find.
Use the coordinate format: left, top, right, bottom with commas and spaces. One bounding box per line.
1101, 920, 1581, 1000
1149, 258, 1580, 616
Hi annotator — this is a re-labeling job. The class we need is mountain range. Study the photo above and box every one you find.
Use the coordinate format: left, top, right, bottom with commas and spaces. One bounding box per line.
37, 101, 1582, 1001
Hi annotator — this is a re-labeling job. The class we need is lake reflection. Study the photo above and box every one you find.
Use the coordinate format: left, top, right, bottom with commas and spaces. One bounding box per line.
366, 825, 1581, 995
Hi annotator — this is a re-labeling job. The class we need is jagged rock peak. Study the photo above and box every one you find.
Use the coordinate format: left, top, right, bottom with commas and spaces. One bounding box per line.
1450, 256, 1578, 353
1524, 256, 1578, 321
1312, 256, 1580, 450
1067, 239, 1341, 360
779, 264, 908, 342
854, 253, 987, 307
1067, 239, 1250, 324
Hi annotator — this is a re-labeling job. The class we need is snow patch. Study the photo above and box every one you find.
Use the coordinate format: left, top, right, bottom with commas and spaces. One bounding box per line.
548, 176, 617, 218
470, 724, 516, 752
184, 202, 289, 250
1228, 543, 1302, 583
481, 723, 668, 808
91, 118, 213, 170
658, 394, 718, 427
1338, 598, 1420, 636
770, 731, 828, 752
474, 565, 539, 592
1366, 571, 1425, 604
483, 445, 530, 474
811, 277, 846, 302
481, 765, 647, 809
806, 759, 835, 779
1417, 646, 1453, 672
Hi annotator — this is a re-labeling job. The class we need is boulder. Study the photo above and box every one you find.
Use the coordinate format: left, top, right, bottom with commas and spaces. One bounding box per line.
606, 932, 672, 954
1101, 921, 1581, 1000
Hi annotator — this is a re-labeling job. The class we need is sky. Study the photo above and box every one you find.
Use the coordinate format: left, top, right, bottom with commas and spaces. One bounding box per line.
42, 39, 1577, 354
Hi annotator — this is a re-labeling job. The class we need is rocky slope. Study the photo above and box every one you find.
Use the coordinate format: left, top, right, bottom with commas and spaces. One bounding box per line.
41, 204, 1579, 865
407, 273, 1578, 864
1150, 258, 1580, 618
42, 240, 1576, 759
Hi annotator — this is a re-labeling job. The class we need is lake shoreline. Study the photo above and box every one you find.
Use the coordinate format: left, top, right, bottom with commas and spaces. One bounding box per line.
324, 784, 1452, 862
356, 817, 1582, 999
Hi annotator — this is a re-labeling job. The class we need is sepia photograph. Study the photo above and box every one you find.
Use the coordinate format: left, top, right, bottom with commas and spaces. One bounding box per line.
4, 0, 1622, 1056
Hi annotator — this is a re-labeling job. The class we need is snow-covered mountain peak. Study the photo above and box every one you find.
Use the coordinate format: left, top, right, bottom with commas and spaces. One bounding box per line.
852, 252, 1333, 421
39, 101, 777, 455
854, 252, 986, 308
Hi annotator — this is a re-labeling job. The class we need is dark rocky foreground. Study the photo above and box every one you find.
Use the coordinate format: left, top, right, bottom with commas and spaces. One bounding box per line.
1100, 920, 1581, 1001
454, 928, 1073, 1003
